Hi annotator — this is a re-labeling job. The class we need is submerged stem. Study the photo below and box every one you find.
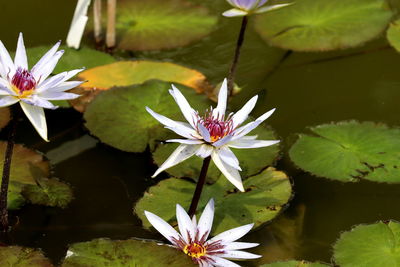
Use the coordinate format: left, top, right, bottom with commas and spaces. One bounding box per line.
0, 107, 17, 233
227, 16, 248, 97
188, 156, 212, 218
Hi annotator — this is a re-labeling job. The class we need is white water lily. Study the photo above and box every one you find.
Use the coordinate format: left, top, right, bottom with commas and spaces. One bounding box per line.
145, 199, 261, 266
223, 0, 291, 17
146, 79, 279, 192
0, 33, 84, 141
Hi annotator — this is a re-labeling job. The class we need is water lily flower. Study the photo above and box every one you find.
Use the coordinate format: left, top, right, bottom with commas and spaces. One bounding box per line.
0, 33, 84, 141
146, 79, 279, 192
223, 0, 291, 17
145, 199, 261, 266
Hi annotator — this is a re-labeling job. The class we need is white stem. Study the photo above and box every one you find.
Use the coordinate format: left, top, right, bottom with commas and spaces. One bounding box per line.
93, 0, 102, 43
106, 0, 116, 48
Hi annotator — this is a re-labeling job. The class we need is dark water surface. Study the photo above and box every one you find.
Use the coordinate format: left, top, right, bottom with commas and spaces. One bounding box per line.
2, 0, 400, 266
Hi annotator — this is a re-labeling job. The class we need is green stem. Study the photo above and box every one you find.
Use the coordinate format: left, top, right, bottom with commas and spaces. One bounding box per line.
0, 107, 17, 233
227, 16, 249, 97
188, 156, 211, 218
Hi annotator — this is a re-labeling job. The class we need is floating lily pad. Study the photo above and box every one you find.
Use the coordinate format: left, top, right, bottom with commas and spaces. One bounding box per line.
387, 19, 400, 52
152, 123, 280, 181
71, 61, 211, 112
0, 142, 50, 185
61, 238, 193, 266
89, 0, 217, 51
254, 0, 394, 51
0, 246, 54, 267
0, 107, 10, 130
135, 167, 292, 234
8, 182, 25, 210
289, 121, 400, 183
84, 80, 211, 153
22, 178, 73, 208
333, 221, 400, 266
261, 261, 331, 267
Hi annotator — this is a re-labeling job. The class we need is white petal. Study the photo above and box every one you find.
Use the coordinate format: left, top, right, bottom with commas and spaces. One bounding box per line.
213, 135, 233, 147
208, 223, 254, 244
197, 199, 214, 242
37, 68, 84, 91
209, 256, 241, 267
198, 123, 211, 142
0, 40, 15, 77
43, 81, 84, 92
38, 91, 80, 100
222, 8, 248, 17
31, 41, 61, 80
146, 107, 198, 139
19, 101, 48, 141
217, 147, 241, 170
152, 144, 199, 177
231, 95, 258, 128
0, 96, 19, 107
33, 50, 64, 83
14, 33, 28, 70
23, 95, 57, 110
166, 139, 204, 145
176, 204, 196, 244
255, 3, 292, 13
144, 211, 181, 246
233, 108, 275, 139
224, 242, 259, 250
0, 78, 16, 96
212, 79, 228, 118
195, 144, 213, 158
169, 85, 198, 128
228, 139, 279, 149
66, 0, 91, 49
211, 150, 244, 192
221, 250, 261, 260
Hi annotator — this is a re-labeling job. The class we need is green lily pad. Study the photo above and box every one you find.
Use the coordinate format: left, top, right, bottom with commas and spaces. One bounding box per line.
0, 142, 50, 185
261, 261, 331, 267
333, 221, 400, 266
8, 182, 25, 210
152, 123, 280, 181
84, 80, 212, 153
387, 19, 400, 52
0, 246, 54, 267
0, 107, 10, 130
254, 0, 394, 51
289, 121, 400, 183
135, 167, 292, 234
61, 238, 193, 267
71, 60, 211, 112
22, 178, 73, 208
89, 0, 217, 51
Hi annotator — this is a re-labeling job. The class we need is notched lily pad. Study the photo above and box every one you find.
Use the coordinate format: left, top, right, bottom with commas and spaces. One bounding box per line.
61, 238, 194, 266
0, 246, 54, 267
261, 260, 331, 267
88, 0, 217, 51
22, 178, 73, 208
152, 123, 280, 181
0, 142, 50, 185
135, 167, 292, 234
0, 107, 11, 130
289, 121, 400, 183
254, 0, 394, 51
71, 61, 211, 112
84, 80, 211, 153
387, 19, 400, 52
333, 220, 400, 266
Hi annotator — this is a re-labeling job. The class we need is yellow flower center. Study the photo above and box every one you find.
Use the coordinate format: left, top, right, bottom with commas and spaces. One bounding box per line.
183, 243, 207, 258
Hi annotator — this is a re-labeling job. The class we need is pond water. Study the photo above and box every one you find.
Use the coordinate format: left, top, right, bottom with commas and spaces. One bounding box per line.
1, 0, 400, 266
